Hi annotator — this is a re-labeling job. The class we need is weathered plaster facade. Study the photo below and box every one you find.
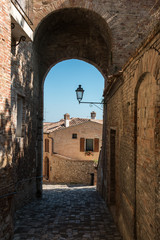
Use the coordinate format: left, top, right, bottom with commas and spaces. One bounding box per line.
0, 0, 159, 239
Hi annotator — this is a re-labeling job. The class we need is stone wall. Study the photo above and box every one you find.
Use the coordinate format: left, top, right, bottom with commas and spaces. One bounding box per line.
98, 24, 160, 240
44, 154, 96, 185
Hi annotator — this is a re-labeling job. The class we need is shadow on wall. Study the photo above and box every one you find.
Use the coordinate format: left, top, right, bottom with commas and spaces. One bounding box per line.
0, 40, 40, 239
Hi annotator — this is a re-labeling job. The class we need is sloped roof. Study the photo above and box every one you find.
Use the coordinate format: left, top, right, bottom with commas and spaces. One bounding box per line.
43, 117, 103, 133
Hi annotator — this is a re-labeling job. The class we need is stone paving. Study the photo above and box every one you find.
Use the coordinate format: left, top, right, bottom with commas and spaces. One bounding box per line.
13, 184, 122, 240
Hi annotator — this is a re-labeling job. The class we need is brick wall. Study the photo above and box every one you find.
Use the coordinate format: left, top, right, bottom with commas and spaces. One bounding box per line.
33, 0, 160, 74
99, 25, 160, 240
0, 2, 39, 240
0, 1, 13, 239
10, 38, 41, 208
0, 0, 11, 166
0, 1, 159, 239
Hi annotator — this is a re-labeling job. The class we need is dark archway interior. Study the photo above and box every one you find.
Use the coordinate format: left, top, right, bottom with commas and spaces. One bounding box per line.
34, 8, 111, 80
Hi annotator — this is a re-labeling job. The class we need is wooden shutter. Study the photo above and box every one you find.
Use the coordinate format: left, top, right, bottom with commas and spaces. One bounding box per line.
80, 138, 85, 152
94, 138, 99, 152
45, 139, 49, 152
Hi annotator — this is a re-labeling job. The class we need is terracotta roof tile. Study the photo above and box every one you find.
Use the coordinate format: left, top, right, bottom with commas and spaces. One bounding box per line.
43, 117, 102, 133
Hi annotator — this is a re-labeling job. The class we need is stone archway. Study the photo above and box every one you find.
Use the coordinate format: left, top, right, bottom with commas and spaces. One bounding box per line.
33, 7, 112, 195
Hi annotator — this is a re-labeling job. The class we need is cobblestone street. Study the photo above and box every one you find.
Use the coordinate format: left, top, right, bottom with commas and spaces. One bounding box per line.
14, 184, 122, 240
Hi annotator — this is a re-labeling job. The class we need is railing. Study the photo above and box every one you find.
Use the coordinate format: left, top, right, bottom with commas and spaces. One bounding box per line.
11, 0, 33, 27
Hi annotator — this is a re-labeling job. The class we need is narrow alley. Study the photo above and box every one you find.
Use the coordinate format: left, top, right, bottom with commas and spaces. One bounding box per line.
13, 185, 122, 240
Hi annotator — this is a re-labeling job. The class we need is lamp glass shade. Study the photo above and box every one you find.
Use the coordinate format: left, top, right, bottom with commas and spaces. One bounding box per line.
75, 85, 84, 103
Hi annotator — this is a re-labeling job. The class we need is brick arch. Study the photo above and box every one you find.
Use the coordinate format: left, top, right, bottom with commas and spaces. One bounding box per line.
134, 49, 160, 86
34, 7, 112, 83
42, 57, 106, 86
134, 49, 160, 240
32, 1, 160, 74
33, 0, 107, 30
34, 7, 112, 194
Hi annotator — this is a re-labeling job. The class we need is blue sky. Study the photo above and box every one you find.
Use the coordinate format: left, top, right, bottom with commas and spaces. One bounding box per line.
44, 59, 104, 122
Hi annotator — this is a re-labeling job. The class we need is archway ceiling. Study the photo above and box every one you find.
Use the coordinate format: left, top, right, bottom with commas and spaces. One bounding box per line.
33, 1, 160, 76
34, 8, 111, 78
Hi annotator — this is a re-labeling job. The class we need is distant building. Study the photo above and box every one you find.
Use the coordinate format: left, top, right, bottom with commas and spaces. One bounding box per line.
43, 112, 102, 184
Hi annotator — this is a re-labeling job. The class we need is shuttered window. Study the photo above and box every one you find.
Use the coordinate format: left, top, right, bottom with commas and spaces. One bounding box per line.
80, 138, 85, 152
45, 139, 49, 152
94, 138, 99, 152
80, 138, 100, 152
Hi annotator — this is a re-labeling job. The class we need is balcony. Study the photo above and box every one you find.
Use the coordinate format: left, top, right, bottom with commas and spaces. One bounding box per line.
11, 0, 33, 42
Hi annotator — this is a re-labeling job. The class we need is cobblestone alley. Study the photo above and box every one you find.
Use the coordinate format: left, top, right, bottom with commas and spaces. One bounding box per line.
13, 184, 122, 240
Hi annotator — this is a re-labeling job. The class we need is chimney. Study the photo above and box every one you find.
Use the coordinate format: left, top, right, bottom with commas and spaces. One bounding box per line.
91, 111, 96, 119
64, 113, 70, 127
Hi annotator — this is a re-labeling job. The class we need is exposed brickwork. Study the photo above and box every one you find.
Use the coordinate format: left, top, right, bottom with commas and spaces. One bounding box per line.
136, 73, 157, 240
0, 1, 13, 239
0, 1, 160, 240
33, 0, 160, 74
98, 25, 160, 240
0, 0, 11, 166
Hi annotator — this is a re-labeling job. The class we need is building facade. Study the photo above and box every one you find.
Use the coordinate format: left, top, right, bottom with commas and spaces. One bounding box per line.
43, 113, 102, 184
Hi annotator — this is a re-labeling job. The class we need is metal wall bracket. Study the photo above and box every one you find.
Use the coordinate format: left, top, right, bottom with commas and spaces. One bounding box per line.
11, 35, 26, 47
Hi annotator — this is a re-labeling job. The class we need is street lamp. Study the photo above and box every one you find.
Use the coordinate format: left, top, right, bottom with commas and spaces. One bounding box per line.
75, 85, 105, 105
75, 85, 84, 103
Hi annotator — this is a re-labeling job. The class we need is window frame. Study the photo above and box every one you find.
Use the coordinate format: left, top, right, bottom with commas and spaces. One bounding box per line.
72, 133, 77, 139
86, 139, 94, 152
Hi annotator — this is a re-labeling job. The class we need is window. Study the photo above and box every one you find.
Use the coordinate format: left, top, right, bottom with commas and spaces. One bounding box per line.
72, 133, 77, 139
80, 138, 100, 152
16, 95, 25, 137
45, 139, 49, 152
86, 139, 93, 151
